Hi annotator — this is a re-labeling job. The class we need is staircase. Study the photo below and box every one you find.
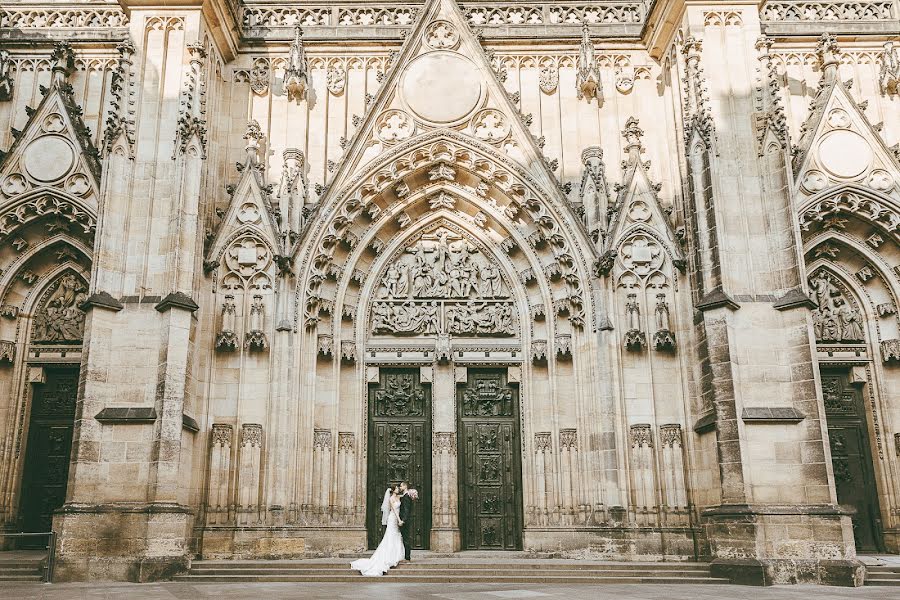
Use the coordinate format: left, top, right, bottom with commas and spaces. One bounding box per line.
0, 552, 44, 582
866, 564, 900, 586
176, 557, 727, 584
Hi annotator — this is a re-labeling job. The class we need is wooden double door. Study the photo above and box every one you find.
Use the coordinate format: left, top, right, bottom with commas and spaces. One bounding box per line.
821, 369, 884, 552
457, 369, 523, 550
367, 369, 432, 549
20, 367, 78, 543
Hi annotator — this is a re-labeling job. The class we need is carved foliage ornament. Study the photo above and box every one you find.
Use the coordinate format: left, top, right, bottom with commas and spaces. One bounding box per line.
32, 272, 87, 344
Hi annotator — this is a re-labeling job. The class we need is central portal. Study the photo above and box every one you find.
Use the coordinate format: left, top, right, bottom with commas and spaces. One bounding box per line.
457, 368, 523, 550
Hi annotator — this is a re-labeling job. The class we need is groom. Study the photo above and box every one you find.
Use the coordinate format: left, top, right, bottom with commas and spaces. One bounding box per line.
397, 481, 413, 561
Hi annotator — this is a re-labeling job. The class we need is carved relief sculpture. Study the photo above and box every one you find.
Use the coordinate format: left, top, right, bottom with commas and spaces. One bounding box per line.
32, 273, 88, 344
371, 228, 515, 337
809, 271, 864, 343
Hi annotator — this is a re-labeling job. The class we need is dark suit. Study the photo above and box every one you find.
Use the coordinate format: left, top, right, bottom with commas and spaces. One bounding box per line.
398, 493, 413, 560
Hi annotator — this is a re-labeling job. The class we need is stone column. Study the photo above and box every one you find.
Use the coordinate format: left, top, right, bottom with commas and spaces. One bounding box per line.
430, 362, 459, 551
53, 3, 239, 582
647, 1, 860, 586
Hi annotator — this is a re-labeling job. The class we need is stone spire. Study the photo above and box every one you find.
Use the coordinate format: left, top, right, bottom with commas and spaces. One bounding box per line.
285, 26, 310, 102
816, 33, 841, 86
622, 117, 644, 167
754, 37, 788, 152
103, 40, 136, 156
576, 24, 602, 103
243, 119, 264, 165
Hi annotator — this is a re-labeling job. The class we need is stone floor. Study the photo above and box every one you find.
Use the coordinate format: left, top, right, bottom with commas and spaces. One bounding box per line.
1, 582, 896, 599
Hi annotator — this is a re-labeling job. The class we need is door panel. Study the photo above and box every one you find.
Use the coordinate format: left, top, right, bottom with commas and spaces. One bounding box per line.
821, 369, 883, 552
457, 369, 522, 550
367, 369, 431, 549
21, 368, 78, 541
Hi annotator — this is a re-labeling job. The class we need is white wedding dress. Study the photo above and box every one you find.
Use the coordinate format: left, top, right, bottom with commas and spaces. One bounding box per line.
351, 494, 405, 576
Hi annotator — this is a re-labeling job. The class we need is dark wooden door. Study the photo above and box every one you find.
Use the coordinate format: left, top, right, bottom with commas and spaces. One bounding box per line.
457, 369, 522, 550
21, 368, 78, 542
367, 369, 431, 549
821, 369, 883, 552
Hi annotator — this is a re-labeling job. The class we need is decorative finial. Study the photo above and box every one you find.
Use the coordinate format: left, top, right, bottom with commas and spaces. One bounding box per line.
622, 117, 644, 163
816, 33, 840, 84
285, 26, 310, 102
243, 119, 264, 164
50, 41, 75, 86
0, 50, 13, 101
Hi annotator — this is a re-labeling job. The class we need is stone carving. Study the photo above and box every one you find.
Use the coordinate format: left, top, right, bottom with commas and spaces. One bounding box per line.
0, 305, 19, 319
531, 339, 548, 362
0, 50, 13, 101
222, 237, 272, 290
0, 8, 128, 29
375, 109, 415, 143
539, 66, 558, 94
313, 429, 332, 450
881, 339, 900, 363
534, 432, 552, 453
32, 273, 87, 344
754, 37, 788, 152
429, 163, 456, 182
470, 109, 510, 143
174, 42, 207, 158
615, 66, 635, 94
245, 295, 268, 351
799, 191, 900, 234
248, 59, 269, 96
619, 235, 663, 279
630, 424, 652, 448
0, 340, 14, 363
428, 192, 456, 210
653, 294, 676, 351
761, 2, 895, 23
326, 67, 345, 95
876, 302, 896, 316
464, 4, 645, 27
809, 271, 864, 343
425, 20, 459, 49
659, 424, 682, 448
0, 196, 96, 239
433, 432, 456, 455
211, 424, 233, 447
241, 423, 263, 447
576, 24, 602, 102
317, 334, 333, 357
556, 333, 572, 358
340, 340, 356, 362
285, 27, 310, 102
880, 42, 900, 95
559, 429, 577, 450
623, 293, 645, 350
216, 295, 238, 352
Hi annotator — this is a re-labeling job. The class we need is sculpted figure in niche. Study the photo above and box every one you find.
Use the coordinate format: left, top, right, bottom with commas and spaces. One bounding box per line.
809, 271, 864, 343
479, 263, 502, 298
33, 273, 88, 343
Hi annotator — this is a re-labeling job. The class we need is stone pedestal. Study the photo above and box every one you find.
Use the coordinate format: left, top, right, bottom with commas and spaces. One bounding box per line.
53, 503, 192, 582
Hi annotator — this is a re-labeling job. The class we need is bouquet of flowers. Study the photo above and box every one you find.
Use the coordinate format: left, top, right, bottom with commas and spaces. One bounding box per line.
407, 488, 419, 501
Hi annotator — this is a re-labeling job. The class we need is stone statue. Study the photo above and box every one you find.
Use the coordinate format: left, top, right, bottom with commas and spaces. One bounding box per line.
809, 271, 864, 343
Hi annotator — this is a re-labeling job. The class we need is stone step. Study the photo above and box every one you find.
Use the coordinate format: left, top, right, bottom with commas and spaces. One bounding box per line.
0, 574, 42, 581
865, 578, 900, 586
193, 560, 709, 571
174, 574, 730, 584
867, 567, 900, 573
189, 567, 712, 577
866, 572, 900, 579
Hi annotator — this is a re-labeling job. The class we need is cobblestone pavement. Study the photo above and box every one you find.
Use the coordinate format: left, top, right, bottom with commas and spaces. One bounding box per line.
1, 582, 895, 600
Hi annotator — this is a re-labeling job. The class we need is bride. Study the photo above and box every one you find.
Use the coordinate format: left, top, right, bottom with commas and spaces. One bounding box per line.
351, 485, 405, 576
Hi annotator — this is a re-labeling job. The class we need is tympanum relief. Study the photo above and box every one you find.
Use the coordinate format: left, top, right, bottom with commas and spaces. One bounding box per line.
31, 272, 87, 344
809, 271, 865, 343
371, 227, 516, 337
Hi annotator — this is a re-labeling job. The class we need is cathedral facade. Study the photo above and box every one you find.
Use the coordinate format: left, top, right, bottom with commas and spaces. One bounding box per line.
0, 0, 899, 586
